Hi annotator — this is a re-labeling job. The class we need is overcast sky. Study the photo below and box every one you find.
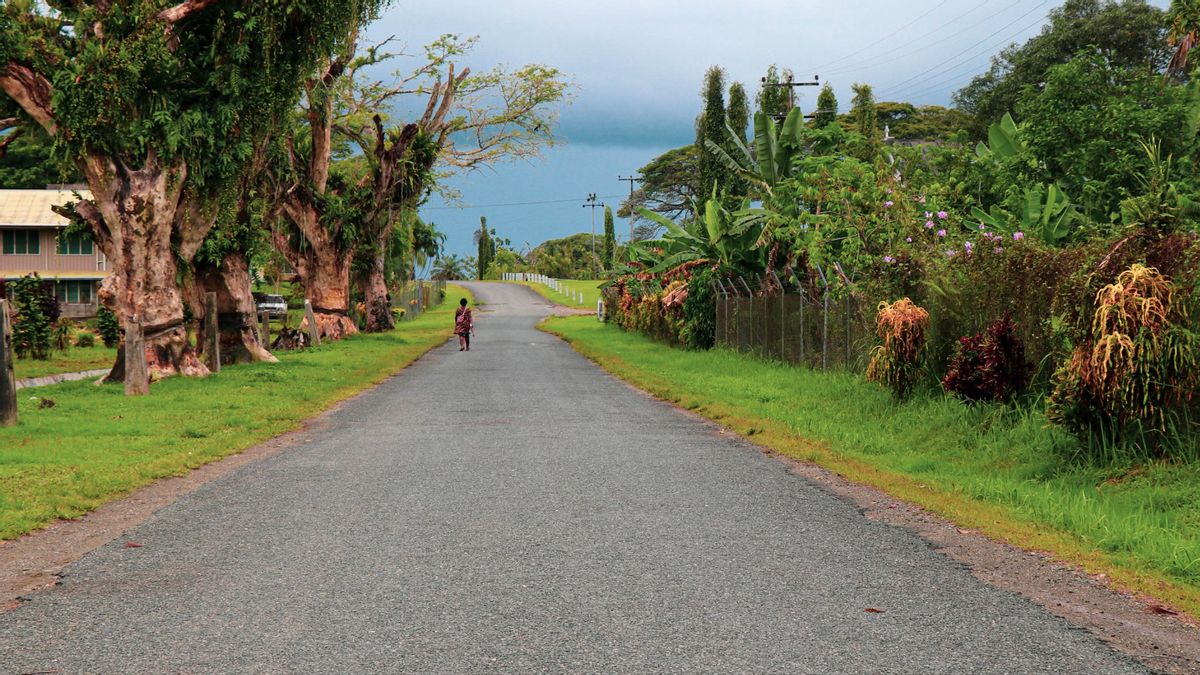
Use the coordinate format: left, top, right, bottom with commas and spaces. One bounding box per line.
370, 0, 1170, 263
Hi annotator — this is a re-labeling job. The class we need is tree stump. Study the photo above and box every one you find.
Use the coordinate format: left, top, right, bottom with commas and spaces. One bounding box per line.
1, 300, 17, 426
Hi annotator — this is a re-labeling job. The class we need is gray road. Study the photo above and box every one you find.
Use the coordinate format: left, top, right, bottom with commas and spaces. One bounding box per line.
0, 283, 1144, 674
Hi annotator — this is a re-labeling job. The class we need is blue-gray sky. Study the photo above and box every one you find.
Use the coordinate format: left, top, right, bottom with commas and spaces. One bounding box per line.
370, 0, 1170, 262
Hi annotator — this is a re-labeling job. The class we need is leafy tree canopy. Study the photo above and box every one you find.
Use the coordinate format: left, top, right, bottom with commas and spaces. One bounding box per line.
953, 0, 1168, 137
1014, 50, 1199, 222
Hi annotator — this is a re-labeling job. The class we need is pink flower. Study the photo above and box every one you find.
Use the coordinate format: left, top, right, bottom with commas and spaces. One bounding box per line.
1013, 232, 1025, 241
884, 200, 894, 208
925, 220, 935, 229
978, 223, 986, 230
994, 247, 1004, 254
937, 211, 948, 220
937, 229, 947, 237
905, 237, 913, 243
883, 255, 895, 263
925, 211, 933, 219
964, 241, 973, 254
946, 250, 956, 258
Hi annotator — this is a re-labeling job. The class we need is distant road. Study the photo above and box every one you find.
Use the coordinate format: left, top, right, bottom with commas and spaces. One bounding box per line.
0, 282, 1144, 673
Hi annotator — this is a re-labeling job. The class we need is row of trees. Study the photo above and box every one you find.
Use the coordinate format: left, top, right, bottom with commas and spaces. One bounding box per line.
0, 2, 569, 393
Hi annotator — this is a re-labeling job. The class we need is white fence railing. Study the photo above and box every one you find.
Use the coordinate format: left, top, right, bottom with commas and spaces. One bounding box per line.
502, 272, 586, 306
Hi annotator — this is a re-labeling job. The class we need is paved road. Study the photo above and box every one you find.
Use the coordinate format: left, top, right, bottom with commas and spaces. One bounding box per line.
0, 283, 1144, 673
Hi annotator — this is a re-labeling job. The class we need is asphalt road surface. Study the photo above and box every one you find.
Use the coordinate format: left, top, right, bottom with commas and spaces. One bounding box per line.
0, 282, 1146, 673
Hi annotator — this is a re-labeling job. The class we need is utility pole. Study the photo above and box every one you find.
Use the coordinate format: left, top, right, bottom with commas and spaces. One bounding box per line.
762, 73, 820, 122
618, 175, 642, 243
582, 193, 605, 278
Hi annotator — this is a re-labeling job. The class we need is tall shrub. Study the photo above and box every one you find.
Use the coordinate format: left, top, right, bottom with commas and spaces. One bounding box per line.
1047, 264, 1200, 450
97, 306, 120, 349
682, 268, 716, 350
9, 274, 57, 360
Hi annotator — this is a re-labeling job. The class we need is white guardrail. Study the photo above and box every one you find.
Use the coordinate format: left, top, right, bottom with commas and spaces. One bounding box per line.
503, 272, 605, 321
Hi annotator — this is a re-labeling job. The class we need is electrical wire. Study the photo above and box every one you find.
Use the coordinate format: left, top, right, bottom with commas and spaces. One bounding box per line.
815, 0, 954, 73
821, 0, 1002, 77
883, 12, 1050, 103
878, 0, 1055, 96
422, 194, 627, 211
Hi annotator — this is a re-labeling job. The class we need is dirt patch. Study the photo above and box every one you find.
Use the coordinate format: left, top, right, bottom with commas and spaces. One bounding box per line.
0, 400, 345, 613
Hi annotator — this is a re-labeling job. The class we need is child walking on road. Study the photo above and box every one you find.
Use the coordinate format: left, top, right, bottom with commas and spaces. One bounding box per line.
455, 297, 474, 351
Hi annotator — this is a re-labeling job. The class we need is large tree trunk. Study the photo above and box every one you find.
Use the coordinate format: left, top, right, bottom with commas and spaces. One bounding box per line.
192, 253, 278, 365
76, 152, 211, 384
304, 250, 357, 340
361, 251, 394, 333
271, 213, 357, 342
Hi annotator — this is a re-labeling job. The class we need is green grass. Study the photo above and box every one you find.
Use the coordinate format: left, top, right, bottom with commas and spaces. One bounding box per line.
13, 344, 119, 380
0, 285, 472, 541
512, 279, 603, 309
543, 316, 1200, 617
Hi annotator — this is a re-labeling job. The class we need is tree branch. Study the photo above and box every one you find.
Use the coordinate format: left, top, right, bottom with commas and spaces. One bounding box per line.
0, 127, 23, 158
157, 0, 219, 24
0, 63, 57, 133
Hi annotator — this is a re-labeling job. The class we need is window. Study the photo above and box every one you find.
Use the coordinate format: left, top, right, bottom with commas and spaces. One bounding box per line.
2, 230, 40, 255
54, 281, 94, 305
56, 233, 94, 256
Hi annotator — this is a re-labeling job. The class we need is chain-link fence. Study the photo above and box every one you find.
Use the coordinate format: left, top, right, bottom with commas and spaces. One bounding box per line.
714, 264, 873, 371
391, 279, 447, 320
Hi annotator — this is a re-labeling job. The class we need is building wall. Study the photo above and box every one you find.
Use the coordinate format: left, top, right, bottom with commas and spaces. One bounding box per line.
0, 228, 108, 276
1, 228, 107, 319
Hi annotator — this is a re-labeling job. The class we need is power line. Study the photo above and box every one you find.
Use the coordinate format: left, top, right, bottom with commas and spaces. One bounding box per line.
878, 0, 1054, 97
816, 0, 953, 73
423, 194, 626, 211
820, 0, 998, 76
884, 16, 1047, 102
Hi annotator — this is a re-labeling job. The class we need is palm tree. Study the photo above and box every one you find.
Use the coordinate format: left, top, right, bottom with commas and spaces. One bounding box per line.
431, 254, 469, 281
1168, 0, 1200, 77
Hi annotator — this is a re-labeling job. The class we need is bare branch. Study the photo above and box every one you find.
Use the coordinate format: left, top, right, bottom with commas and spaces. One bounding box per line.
0, 127, 23, 158
157, 0, 219, 24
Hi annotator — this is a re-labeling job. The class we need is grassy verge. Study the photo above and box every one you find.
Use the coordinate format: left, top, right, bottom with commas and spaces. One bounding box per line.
13, 344, 119, 381
0, 285, 472, 541
543, 315, 1200, 617
512, 279, 603, 309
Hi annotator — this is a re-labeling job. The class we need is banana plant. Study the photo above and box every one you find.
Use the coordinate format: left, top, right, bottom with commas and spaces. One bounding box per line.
632, 193, 766, 278
975, 112, 1024, 160
705, 107, 806, 196
970, 183, 1077, 246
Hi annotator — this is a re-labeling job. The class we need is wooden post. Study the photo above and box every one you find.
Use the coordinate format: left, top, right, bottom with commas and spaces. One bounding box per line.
125, 317, 149, 396
303, 300, 321, 346
0, 300, 17, 427
259, 311, 270, 348
204, 292, 220, 374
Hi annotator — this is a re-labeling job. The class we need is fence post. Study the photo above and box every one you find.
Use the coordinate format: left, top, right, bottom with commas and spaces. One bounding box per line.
303, 300, 321, 347
0, 300, 16, 426
204, 292, 221, 374
259, 311, 270, 348
815, 264, 829, 371
125, 317, 149, 396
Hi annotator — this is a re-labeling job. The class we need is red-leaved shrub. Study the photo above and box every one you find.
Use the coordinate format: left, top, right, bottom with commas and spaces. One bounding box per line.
942, 312, 1031, 402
